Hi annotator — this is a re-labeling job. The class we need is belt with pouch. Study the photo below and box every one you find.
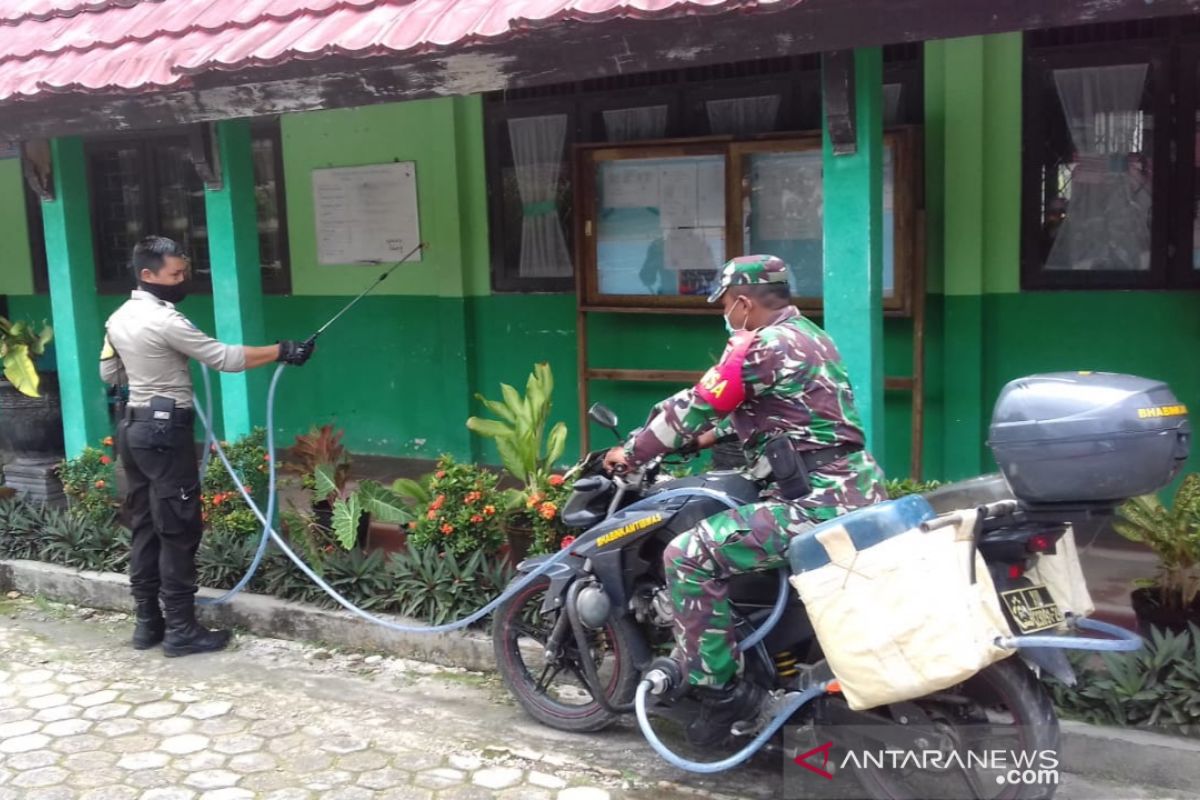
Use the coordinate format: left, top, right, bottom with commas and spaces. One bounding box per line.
125, 406, 195, 425
764, 438, 863, 501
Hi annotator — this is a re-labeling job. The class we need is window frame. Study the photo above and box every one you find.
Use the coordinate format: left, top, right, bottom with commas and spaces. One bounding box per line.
484, 97, 579, 294
1171, 42, 1200, 289
1021, 42, 1174, 291
82, 121, 291, 296
576, 129, 920, 315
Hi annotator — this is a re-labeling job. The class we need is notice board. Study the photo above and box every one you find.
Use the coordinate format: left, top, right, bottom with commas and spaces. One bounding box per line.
312, 162, 422, 265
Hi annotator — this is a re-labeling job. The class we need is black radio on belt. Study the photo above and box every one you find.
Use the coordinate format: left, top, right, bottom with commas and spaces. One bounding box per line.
149, 396, 176, 448
765, 436, 812, 501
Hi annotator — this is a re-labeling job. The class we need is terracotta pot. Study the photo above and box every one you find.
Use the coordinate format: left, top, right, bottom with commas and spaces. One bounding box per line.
504, 521, 535, 568
366, 521, 408, 555
1130, 587, 1200, 637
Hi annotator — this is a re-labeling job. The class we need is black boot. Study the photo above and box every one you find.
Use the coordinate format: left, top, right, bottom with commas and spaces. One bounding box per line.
162, 598, 231, 658
131, 598, 165, 650
686, 679, 765, 748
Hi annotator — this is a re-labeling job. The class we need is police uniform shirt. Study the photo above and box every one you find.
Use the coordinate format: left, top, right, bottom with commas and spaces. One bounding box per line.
100, 290, 247, 408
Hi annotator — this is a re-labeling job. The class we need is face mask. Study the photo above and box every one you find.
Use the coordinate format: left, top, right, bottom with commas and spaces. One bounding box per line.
723, 298, 747, 335
140, 280, 191, 305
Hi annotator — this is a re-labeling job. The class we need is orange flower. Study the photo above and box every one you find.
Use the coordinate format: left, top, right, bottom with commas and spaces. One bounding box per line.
212, 493, 225, 506
426, 510, 438, 520
430, 494, 446, 511
440, 523, 454, 535
470, 514, 484, 524
99, 455, 112, 465
539, 502, 557, 520
407, 521, 417, 530
548, 474, 565, 487
465, 491, 482, 504
526, 492, 545, 509
94, 479, 106, 489
483, 505, 496, 516
101, 436, 114, 447
435, 470, 446, 479
560, 535, 576, 550
263, 453, 271, 461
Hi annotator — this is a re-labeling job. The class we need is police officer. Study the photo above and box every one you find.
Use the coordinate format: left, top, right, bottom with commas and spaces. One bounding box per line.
604, 255, 888, 746
100, 236, 315, 657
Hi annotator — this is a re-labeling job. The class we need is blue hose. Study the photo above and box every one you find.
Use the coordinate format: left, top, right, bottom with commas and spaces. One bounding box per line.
997, 615, 1144, 652
191, 364, 578, 631
634, 679, 828, 773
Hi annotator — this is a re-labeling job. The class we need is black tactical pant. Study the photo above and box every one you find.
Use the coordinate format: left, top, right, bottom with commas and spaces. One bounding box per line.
118, 416, 203, 605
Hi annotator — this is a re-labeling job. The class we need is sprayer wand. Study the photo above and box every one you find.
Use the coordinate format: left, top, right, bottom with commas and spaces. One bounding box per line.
302, 241, 427, 347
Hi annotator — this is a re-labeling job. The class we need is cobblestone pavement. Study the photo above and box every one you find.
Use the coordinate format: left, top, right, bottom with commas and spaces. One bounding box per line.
0, 594, 1194, 800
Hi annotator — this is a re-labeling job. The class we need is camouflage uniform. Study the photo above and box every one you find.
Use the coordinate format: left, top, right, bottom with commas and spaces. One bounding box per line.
622, 255, 887, 688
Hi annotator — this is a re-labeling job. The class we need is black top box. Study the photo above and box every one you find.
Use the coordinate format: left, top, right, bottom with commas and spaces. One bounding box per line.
988, 372, 1191, 505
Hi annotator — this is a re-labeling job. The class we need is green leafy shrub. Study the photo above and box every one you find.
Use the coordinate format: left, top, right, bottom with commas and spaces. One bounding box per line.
521, 474, 577, 556
313, 464, 410, 551
196, 528, 262, 591
386, 546, 514, 626
57, 440, 119, 525
0, 316, 53, 397
202, 428, 270, 538
466, 363, 568, 492
405, 455, 506, 559
1044, 623, 1200, 737
1114, 474, 1200, 611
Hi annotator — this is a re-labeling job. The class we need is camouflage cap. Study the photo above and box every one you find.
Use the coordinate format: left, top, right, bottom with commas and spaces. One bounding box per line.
707, 255, 790, 303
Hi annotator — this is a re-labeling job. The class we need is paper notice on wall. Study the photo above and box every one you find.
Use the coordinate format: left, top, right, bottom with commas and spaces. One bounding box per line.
753, 153, 822, 241
313, 162, 422, 265
664, 227, 723, 272
696, 160, 725, 227
658, 163, 699, 228
603, 163, 659, 209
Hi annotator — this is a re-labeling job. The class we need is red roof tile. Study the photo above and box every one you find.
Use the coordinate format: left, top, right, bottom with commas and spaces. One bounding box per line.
0, 0, 800, 103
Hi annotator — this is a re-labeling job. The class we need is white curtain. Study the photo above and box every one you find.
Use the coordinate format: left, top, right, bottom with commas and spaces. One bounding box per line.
883, 83, 903, 126
603, 105, 668, 142
508, 114, 572, 278
706, 95, 781, 137
1047, 64, 1152, 271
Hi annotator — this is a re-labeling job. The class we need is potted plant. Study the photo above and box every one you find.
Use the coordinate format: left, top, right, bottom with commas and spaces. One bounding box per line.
286, 424, 352, 528
312, 463, 411, 551
400, 455, 506, 560
1114, 473, 1200, 635
466, 363, 568, 561
0, 317, 63, 459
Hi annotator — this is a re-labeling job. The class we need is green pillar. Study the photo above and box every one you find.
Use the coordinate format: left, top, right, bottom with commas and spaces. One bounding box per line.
205, 120, 266, 439
822, 48, 885, 454
42, 137, 108, 458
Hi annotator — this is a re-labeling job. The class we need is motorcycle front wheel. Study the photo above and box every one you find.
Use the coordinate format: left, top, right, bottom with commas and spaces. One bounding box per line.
492, 576, 641, 733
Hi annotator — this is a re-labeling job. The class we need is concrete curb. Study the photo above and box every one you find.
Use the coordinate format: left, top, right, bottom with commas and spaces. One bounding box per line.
4, 558, 1199, 792
1059, 720, 1200, 793
0, 558, 496, 672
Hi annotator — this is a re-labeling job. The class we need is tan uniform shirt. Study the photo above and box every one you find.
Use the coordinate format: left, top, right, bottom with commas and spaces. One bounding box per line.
99, 290, 247, 408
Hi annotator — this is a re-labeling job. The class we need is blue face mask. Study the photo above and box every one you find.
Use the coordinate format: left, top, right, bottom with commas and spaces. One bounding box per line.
723, 298, 746, 335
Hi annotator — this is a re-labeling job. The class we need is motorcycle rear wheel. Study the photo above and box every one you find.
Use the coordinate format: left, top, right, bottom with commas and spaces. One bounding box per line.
851, 658, 1060, 800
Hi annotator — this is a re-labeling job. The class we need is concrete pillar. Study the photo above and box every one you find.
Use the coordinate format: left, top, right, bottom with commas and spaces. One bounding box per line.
822, 47, 886, 454
205, 120, 267, 439
42, 137, 108, 457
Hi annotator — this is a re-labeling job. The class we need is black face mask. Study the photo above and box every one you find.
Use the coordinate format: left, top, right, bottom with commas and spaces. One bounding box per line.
139, 280, 191, 305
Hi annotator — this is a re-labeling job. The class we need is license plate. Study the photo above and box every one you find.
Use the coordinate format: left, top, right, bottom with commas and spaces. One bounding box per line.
999, 585, 1065, 635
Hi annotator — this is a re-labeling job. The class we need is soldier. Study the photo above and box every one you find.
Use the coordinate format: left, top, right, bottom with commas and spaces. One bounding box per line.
100, 236, 315, 657
603, 255, 887, 746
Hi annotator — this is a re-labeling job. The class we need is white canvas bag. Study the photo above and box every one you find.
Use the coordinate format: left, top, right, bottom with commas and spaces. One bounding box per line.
790, 512, 1015, 710
1025, 526, 1095, 620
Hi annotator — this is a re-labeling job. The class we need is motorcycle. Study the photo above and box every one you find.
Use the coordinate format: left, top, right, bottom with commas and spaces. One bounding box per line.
493, 373, 1188, 799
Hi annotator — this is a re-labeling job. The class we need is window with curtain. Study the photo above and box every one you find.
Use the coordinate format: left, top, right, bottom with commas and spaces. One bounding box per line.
1023, 21, 1200, 290
485, 47, 923, 293
82, 122, 290, 294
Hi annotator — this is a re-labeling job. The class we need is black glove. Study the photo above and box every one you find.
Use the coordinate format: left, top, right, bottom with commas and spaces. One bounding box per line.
277, 339, 315, 366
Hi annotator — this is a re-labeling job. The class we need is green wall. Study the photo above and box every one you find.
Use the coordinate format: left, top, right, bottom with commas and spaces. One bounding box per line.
4, 39, 1197, 484
0, 158, 35, 296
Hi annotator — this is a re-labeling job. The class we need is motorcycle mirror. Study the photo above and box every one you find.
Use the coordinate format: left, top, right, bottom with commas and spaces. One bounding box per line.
588, 403, 621, 439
